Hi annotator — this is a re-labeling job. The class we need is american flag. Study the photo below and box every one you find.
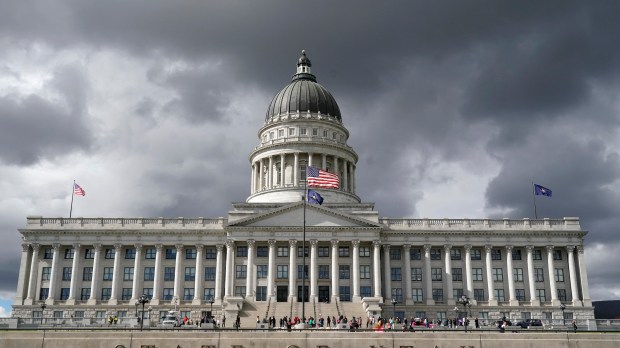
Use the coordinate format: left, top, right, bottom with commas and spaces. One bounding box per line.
74, 182, 86, 196
307, 166, 339, 189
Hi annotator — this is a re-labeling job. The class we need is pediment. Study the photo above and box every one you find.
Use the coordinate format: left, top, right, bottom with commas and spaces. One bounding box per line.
227, 202, 381, 229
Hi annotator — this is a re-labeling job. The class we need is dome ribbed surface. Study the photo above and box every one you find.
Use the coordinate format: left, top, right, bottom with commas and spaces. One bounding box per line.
265, 79, 341, 122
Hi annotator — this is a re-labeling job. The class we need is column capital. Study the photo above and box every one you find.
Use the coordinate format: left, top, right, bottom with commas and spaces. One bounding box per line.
484, 245, 493, 253
72, 243, 81, 250
565, 245, 576, 253
134, 243, 143, 250
352, 240, 360, 248
545, 245, 555, 252
268, 239, 277, 248
423, 244, 431, 253
114, 243, 123, 251
372, 240, 381, 248
216, 244, 224, 252
225, 240, 235, 249
288, 239, 297, 248
93, 243, 102, 252
175, 244, 184, 251
464, 244, 472, 252
505, 245, 513, 252
443, 244, 452, 252
331, 239, 339, 247
525, 245, 534, 252
576, 245, 585, 254
31, 243, 40, 252
247, 239, 255, 248
309, 239, 318, 247
52, 243, 61, 251
21, 244, 30, 252
155, 244, 163, 251
402, 244, 411, 251
382, 244, 391, 251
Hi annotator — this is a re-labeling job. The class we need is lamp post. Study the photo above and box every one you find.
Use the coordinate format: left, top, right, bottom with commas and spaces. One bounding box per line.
209, 297, 215, 320
453, 306, 459, 328
391, 298, 397, 318
458, 295, 471, 332
40, 303, 46, 325
560, 303, 566, 326
138, 294, 149, 331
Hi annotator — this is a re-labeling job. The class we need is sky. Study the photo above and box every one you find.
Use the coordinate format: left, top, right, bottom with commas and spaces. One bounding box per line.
1, 0, 620, 315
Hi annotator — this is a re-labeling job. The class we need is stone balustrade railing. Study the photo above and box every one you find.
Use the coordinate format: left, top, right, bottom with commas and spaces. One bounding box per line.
379, 217, 581, 230
25, 216, 227, 229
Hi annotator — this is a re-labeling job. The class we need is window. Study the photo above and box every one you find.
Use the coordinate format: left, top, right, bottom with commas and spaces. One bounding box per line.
277, 265, 288, 279
143, 288, 153, 299
411, 268, 422, 281
514, 268, 524, 282
430, 248, 441, 260
142, 267, 155, 281
432, 289, 443, 302
536, 289, 546, 302
163, 288, 174, 300
359, 246, 370, 257
491, 249, 501, 260
251, 265, 265, 279
533, 249, 543, 260
122, 288, 132, 301
392, 288, 403, 302
494, 289, 505, 301
39, 288, 49, 300
492, 268, 503, 282
80, 288, 90, 301
104, 248, 115, 259
123, 267, 134, 281
125, 247, 136, 259
60, 288, 70, 300
453, 288, 464, 300
312, 128, 318, 136
64, 248, 74, 259
300, 128, 307, 136
204, 267, 216, 281
236, 265, 247, 279
318, 246, 329, 257
410, 248, 422, 260
185, 248, 196, 259
516, 289, 526, 301
431, 268, 442, 281
474, 289, 485, 301
360, 286, 372, 298
165, 248, 176, 259
452, 268, 463, 281
553, 249, 562, 260
319, 265, 329, 279
103, 267, 113, 281
338, 246, 350, 257
205, 247, 216, 259
288, 127, 295, 136
203, 288, 215, 301
512, 249, 522, 260
391, 268, 402, 281
257, 246, 268, 257
43, 248, 53, 259
237, 246, 247, 257
450, 249, 461, 260
339, 286, 351, 301
164, 267, 175, 281
360, 265, 370, 279
278, 129, 284, 137
471, 249, 482, 260
297, 265, 308, 279
332, 131, 337, 139
41, 267, 51, 281
558, 289, 567, 302
85, 248, 95, 259
339, 265, 350, 279
235, 286, 246, 297
297, 246, 309, 257
555, 268, 565, 282
412, 288, 423, 302
277, 246, 289, 257
83, 267, 92, 281
184, 288, 194, 301
472, 268, 483, 281
145, 248, 156, 259
101, 288, 112, 301
535, 268, 544, 282
185, 267, 196, 281
390, 249, 401, 260
323, 130, 328, 137
269, 131, 274, 140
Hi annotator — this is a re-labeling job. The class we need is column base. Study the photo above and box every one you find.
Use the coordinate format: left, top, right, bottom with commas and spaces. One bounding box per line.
87, 298, 98, 305
571, 300, 583, 307
13, 297, 23, 306
425, 299, 435, 306
446, 299, 456, 306
150, 299, 160, 305
487, 299, 498, 306
192, 298, 202, 305
530, 299, 540, 307
65, 298, 76, 305
550, 299, 561, 306
108, 298, 118, 305
509, 299, 519, 306
45, 298, 55, 305
289, 295, 298, 302
23, 298, 34, 306
582, 299, 592, 307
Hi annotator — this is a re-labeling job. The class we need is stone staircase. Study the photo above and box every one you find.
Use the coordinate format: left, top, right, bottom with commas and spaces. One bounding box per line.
339, 301, 369, 323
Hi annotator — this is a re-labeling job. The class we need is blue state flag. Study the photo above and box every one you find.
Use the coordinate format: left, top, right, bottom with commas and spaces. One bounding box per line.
307, 189, 324, 205
534, 184, 552, 197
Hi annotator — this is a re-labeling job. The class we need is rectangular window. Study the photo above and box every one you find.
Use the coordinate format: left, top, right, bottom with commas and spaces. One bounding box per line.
185, 267, 196, 281
450, 249, 461, 260
471, 249, 482, 260
64, 248, 74, 259
183, 288, 194, 301
297, 265, 308, 279
412, 288, 423, 302
391, 288, 403, 302
277, 265, 288, 279
555, 268, 565, 282
300, 128, 307, 136
163, 288, 174, 301
453, 288, 464, 300
474, 289, 485, 301
390, 248, 401, 260
237, 246, 248, 257
516, 289, 526, 301
452, 268, 463, 281
318, 246, 329, 257
431, 268, 442, 281
236, 265, 247, 279
491, 249, 502, 260
494, 289, 505, 301
360, 265, 371, 279
164, 267, 175, 281
60, 288, 70, 300
553, 249, 562, 260
39, 288, 49, 300
145, 248, 156, 259
43, 248, 53, 259
297, 246, 309, 257
312, 128, 318, 136
558, 289, 567, 302
360, 286, 372, 298
41, 267, 51, 281
125, 248, 136, 259
410, 248, 422, 260
143, 288, 153, 299
185, 248, 196, 259
235, 286, 246, 297
430, 248, 442, 260
533, 249, 543, 260
277, 246, 289, 257
493, 268, 503, 282
338, 246, 350, 257
319, 265, 329, 279
390, 267, 402, 281
514, 268, 524, 282
278, 129, 284, 137
472, 268, 483, 281
288, 127, 295, 136
104, 248, 115, 259
203, 288, 215, 301
256, 265, 267, 279
84, 248, 95, 259
323, 130, 328, 137
122, 288, 132, 301
123, 267, 134, 281
144, 267, 155, 281
432, 289, 443, 302
101, 288, 112, 301
359, 246, 370, 257
339, 286, 351, 301
257, 246, 268, 257
536, 289, 546, 302
535, 268, 545, 282
204, 267, 216, 281
103, 267, 113, 281
512, 249, 522, 260
165, 248, 176, 259
83, 267, 92, 281
80, 288, 90, 301
205, 247, 216, 259
411, 268, 422, 281
339, 265, 350, 279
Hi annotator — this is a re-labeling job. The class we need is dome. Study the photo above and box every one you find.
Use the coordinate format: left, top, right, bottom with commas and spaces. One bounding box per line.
265, 51, 341, 122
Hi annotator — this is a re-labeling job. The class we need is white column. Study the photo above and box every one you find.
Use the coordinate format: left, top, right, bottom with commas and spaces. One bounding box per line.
464, 245, 474, 303
546, 245, 559, 305
25, 243, 40, 305
293, 153, 299, 187
310, 239, 318, 300
46, 243, 61, 304
352, 240, 361, 301
267, 240, 276, 298
485, 245, 497, 306
14, 244, 31, 305
251, 163, 255, 193
245, 240, 255, 298
526, 245, 539, 306
308, 153, 313, 168
288, 240, 297, 299
423, 244, 434, 305
67, 243, 81, 304
576, 245, 591, 306
131, 244, 143, 302
343, 161, 349, 192
321, 154, 326, 169
383, 244, 392, 300
150, 244, 163, 305
173, 244, 184, 301
566, 246, 581, 306
403, 244, 412, 305
280, 154, 285, 187
331, 240, 339, 301
351, 165, 356, 193
224, 240, 234, 298
334, 156, 339, 185
259, 159, 264, 190
193, 244, 204, 304
372, 241, 382, 297
215, 244, 224, 301
444, 245, 455, 305
268, 156, 273, 189
109, 243, 123, 304
87, 244, 102, 305
506, 245, 517, 305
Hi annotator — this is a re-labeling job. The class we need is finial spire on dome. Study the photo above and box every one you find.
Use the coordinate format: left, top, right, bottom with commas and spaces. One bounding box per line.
294, 49, 315, 81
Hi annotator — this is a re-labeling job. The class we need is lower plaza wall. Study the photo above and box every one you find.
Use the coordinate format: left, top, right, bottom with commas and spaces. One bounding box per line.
1, 331, 620, 348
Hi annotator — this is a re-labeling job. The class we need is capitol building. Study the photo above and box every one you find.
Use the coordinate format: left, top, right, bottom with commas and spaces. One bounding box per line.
12, 51, 594, 327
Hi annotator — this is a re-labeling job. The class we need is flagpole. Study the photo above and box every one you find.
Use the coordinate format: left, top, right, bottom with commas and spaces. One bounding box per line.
532, 181, 538, 219
69, 180, 75, 218
302, 170, 307, 323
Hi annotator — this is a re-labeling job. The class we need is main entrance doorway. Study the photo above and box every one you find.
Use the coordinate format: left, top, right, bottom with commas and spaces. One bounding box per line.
297, 286, 309, 302
277, 286, 288, 302
318, 286, 330, 303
